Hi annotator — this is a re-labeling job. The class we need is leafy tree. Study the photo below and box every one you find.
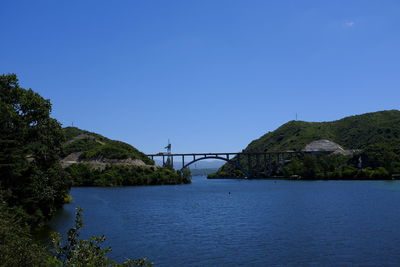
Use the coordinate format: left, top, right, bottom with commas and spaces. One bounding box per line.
51, 207, 152, 267
178, 168, 192, 183
0, 74, 70, 225
0, 200, 51, 266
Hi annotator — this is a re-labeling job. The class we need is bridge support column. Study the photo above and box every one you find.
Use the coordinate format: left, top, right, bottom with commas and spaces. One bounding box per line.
162, 155, 165, 166
263, 153, 267, 175
182, 155, 185, 169
268, 154, 272, 176
247, 154, 252, 175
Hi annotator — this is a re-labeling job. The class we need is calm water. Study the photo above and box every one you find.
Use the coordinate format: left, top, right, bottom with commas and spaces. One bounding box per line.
52, 177, 400, 266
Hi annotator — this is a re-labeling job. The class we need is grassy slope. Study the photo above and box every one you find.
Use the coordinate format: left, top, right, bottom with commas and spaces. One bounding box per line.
62, 127, 153, 165
218, 110, 400, 174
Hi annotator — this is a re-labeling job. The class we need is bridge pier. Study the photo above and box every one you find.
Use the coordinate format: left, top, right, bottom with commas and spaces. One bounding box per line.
247, 154, 252, 176
268, 154, 272, 176
256, 154, 260, 173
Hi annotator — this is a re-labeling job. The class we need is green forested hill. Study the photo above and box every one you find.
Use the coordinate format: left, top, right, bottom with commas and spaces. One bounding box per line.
62, 127, 153, 165
62, 127, 191, 186
245, 110, 400, 152
213, 110, 400, 179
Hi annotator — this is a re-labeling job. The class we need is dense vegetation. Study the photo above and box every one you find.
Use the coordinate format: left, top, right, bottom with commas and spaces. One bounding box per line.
0, 74, 157, 266
0, 74, 69, 226
63, 127, 154, 165
61, 126, 191, 186
66, 164, 191, 186
279, 149, 399, 180
212, 110, 400, 179
245, 110, 400, 152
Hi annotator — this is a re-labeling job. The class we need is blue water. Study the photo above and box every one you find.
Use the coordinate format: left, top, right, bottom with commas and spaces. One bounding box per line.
52, 177, 400, 266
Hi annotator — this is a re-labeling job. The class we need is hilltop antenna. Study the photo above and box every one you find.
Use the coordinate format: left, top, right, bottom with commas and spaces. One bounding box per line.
295, 113, 298, 121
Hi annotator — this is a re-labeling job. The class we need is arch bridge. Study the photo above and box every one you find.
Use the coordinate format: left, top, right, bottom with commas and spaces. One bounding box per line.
146, 152, 305, 178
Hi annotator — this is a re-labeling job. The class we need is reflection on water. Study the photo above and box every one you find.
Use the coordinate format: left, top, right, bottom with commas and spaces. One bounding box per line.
51, 177, 400, 266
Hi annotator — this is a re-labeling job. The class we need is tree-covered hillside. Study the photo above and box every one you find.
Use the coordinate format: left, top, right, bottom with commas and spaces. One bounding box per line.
213, 110, 400, 179
245, 110, 400, 153
61, 127, 191, 186
62, 127, 154, 165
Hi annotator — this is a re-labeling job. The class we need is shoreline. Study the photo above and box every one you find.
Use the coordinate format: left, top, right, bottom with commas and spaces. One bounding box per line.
207, 176, 400, 181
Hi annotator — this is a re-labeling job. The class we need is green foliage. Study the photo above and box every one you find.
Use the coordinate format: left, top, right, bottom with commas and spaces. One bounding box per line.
0, 203, 51, 266
51, 207, 152, 267
63, 127, 107, 142
62, 138, 102, 157
62, 127, 154, 165
0, 74, 70, 225
358, 142, 400, 173
66, 164, 191, 186
80, 141, 136, 160
279, 154, 393, 180
177, 168, 192, 183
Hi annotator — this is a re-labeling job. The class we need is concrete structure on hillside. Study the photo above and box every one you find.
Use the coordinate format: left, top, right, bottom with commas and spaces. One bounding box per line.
302, 139, 358, 155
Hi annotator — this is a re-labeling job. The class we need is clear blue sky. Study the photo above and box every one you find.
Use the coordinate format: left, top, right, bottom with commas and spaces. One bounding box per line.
1, 0, 400, 153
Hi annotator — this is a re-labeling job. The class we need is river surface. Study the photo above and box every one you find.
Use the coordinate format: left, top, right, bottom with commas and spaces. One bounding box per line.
52, 176, 400, 266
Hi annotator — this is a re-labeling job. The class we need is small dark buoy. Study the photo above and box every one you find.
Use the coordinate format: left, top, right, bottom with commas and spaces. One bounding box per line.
229, 192, 231, 194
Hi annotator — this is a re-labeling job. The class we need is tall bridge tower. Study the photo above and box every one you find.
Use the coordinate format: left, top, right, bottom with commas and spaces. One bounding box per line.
164, 140, 173, 168
165, 139, 171, 155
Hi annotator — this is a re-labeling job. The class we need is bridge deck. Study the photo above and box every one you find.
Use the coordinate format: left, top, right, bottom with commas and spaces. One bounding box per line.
146, 151, 302, 157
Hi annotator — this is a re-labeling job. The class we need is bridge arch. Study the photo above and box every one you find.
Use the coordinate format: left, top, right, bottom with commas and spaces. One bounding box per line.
181, 156, 250, 177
